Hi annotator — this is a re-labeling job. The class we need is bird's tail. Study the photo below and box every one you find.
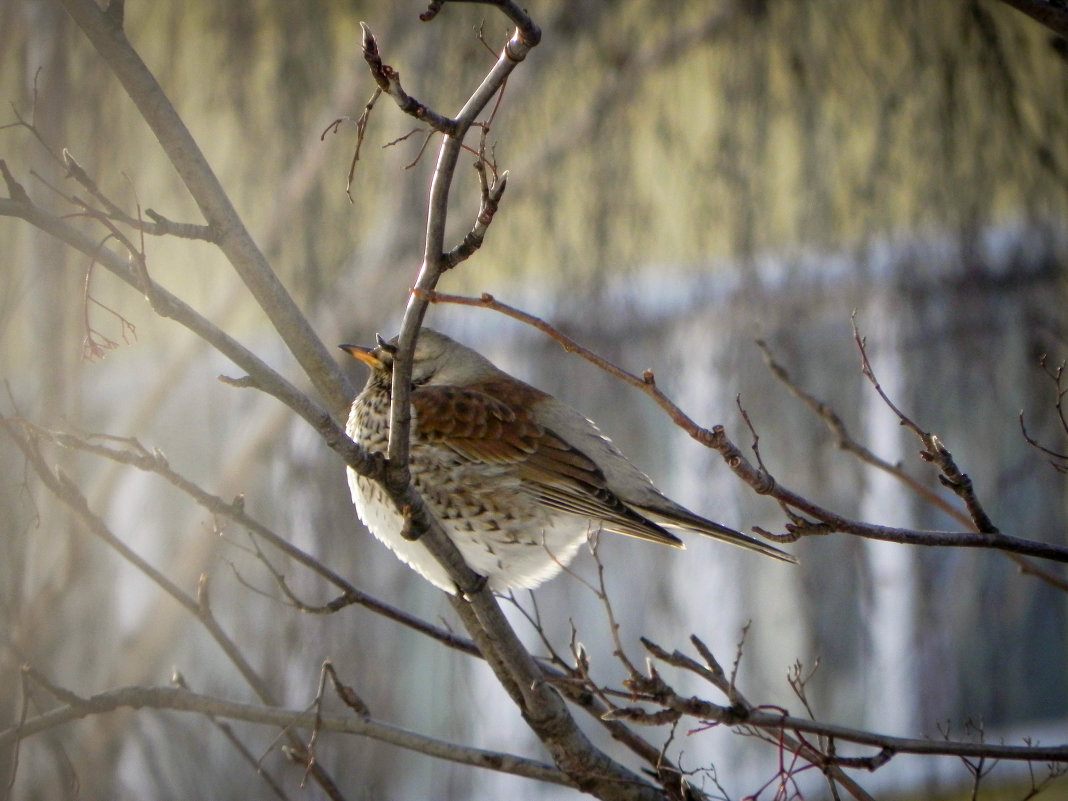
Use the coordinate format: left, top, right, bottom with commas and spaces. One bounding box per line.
647, 508, 798, 563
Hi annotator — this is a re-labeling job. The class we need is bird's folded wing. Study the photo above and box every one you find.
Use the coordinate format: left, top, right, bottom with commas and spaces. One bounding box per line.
412, 384, 682, 546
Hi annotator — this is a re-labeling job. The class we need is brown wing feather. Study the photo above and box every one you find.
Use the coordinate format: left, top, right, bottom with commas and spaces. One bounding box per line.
411, 382, 682, 547
411, 384, 540, 462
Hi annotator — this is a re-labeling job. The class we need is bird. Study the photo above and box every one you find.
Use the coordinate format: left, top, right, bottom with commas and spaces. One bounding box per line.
341, 328, 795, 592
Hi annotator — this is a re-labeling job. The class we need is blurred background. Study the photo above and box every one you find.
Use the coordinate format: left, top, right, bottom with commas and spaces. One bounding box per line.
3, 1, 1068, 798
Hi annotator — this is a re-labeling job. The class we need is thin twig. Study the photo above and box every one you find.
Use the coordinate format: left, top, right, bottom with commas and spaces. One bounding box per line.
321, 86, 383, 201
359, 23, 458, 135
12, 420, 480, 656
420, 290, 1068, 564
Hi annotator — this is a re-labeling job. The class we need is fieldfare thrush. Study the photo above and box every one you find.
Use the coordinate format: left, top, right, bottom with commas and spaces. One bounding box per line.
341, 329, 795, 591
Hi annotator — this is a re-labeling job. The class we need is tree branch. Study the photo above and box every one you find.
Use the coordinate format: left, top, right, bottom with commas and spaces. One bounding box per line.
707, 423, 1068, 561
0, 192, 381, 484
55, 0, 353, 418
356, 8, 676, 798
359, 23, 459, 135
419, 290, 1068, 564
1, 682, 575, 789
759, 338, 1068, 592
14, 421, 481, 657
0, 420, 347, 798
996, 0, 1068, 38
631, 640, 1068, 765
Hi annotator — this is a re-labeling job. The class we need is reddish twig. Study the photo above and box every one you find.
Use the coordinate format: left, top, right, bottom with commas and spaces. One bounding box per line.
418, 291, 1068, 565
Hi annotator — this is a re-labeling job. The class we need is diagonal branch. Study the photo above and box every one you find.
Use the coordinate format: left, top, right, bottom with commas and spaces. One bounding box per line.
419, 290, 1068, 564
55, 0, 353, 418
849, 315, 999, 535
359, 23, 459, 135
14, 421, 481, 657
357, 8, 671, 799
759, 337, 1068, 592
0, 420, 347, 799
0, 190, 380, 484
996, 0, 1068, 38
756, 338, 966, 523
707, 424, 1068, 562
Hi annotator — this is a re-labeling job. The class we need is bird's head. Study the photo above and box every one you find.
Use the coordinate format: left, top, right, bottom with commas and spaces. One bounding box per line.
339, 328, 500, 388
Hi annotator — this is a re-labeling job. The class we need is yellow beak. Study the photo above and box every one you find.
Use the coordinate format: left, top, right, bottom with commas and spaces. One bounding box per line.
338, 344, 384, 370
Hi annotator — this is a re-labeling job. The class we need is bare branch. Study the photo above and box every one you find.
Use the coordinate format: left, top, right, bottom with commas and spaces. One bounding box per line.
1, 683, 575, 788
13, 421, 480, 657
0, 420, 347, 797
851, 315, 998, 535
0, 192, 381, 482
632, 639, 1068, 766
1020, 355, 1068, 471
359, 23, 459, 135
56, 0, 353, 417
321, 86, 383, 201
170, 671, 292, 801
761, 337, 1068, 590
757, 338, 969, 526
421, 290, 1068, 564
429, 0, 542, 51
442, 169, 508, 269
708, 423, 1068, 562
58, 150, 215, 241
996, 0, 1068, 38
